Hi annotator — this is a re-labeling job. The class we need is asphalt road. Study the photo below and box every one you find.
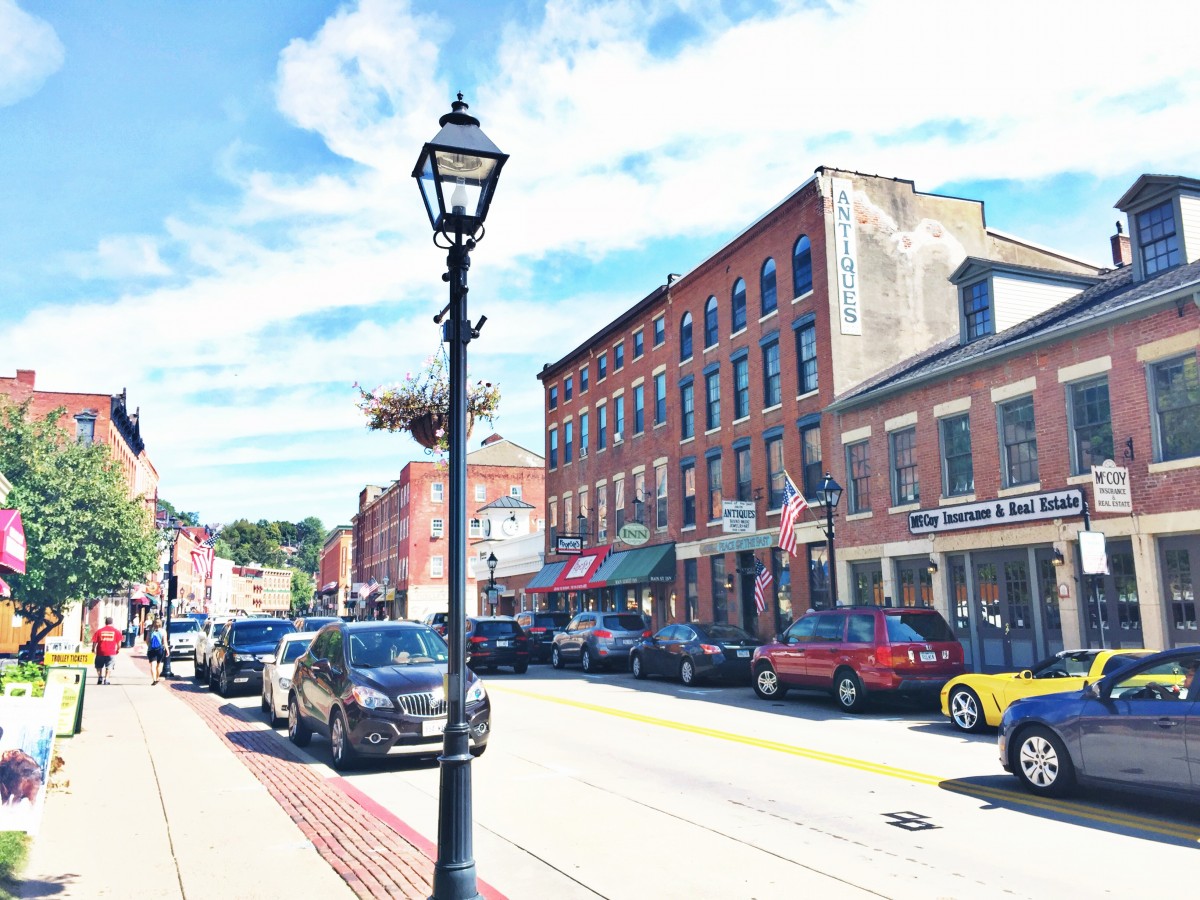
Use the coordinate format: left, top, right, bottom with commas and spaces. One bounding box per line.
198, 658, 1200, 899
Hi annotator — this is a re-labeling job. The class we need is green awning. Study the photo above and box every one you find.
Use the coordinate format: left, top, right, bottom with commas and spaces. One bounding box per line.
605, 543, 676, 586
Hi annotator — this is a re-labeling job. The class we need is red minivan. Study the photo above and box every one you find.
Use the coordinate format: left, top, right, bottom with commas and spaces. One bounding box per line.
751, 606, 965, 712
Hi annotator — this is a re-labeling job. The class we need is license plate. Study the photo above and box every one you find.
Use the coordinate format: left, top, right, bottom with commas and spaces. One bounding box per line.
737, 650, 751, 658
234, 676, 250, 682
919, 651, 936, 662
620, 639, 633, 646
422, 718, 447, 737
497, 640, 511, 648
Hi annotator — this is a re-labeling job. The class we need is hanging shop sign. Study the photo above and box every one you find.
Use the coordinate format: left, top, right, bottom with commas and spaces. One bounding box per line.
700, 532, 774, 556
556, 536, 583, 555
722, 501, 756, 534
1079, 531, 1110, 575
907, 488, 1085, 535
1091, 462, 1132, 513
831, 177, 862, 336
616, 523, 650, 546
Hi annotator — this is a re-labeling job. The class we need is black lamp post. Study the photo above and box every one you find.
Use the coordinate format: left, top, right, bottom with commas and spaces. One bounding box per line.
158, 520, 181, 679
486, 552, 498, 615
577, 510, 588, 547
413, 93, 507, 900
816, 473, 843, 607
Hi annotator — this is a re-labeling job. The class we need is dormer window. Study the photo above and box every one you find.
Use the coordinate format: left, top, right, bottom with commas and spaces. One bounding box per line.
1135, 200, 1181, 276
74, 412, 97, 445
963, 280, 992, 340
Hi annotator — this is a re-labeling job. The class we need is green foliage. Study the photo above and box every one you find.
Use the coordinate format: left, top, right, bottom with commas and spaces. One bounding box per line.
290, 569, 314, 614
157, 499, 198, 527
0, 830, 31, 888
0, 399, 160, 645
210, 515, 325, 575
0, 662, 46, 697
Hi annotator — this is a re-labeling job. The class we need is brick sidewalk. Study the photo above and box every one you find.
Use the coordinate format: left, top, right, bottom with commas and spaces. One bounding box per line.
144, 657, 505, 900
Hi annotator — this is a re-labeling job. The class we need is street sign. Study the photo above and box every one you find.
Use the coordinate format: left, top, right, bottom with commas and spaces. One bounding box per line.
1091, 462, 1132, 513
617, 523, 650, 546
556, 536, 583, 555
722, 500, 756, 533
1079, 531, 1109, 575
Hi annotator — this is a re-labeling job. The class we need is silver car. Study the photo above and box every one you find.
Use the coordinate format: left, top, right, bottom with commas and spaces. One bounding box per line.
167, 618, 201, 660
551, 611, 650, 673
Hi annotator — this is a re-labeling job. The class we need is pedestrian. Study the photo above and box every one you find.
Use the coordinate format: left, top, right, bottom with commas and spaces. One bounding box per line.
126, 616, 139, 649
91, 617, 123, 685
146, 618, 166, 684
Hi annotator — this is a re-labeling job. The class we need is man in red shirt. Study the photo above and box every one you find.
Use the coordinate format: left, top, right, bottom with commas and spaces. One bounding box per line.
91, 617, 123, 685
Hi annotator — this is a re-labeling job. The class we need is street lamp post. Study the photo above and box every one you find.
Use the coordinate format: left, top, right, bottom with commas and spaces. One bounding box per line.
816, 473, 843, 607
486, 552, 498, 615
158, 521, 181, 679
413, 93, 507, 900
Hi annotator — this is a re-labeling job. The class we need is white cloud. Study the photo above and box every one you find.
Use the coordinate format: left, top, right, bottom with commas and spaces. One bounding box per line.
0, 1, 63, 106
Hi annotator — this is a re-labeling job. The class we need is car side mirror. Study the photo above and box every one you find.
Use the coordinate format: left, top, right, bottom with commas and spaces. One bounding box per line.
1085, 681, 1102, 699
1019, 669, 1033, 680
261, 654, 276, 665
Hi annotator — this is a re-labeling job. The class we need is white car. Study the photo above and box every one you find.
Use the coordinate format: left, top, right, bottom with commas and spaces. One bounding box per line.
193, 618, 232, 679
261, 632, 316, 726
167, 618, 201, 659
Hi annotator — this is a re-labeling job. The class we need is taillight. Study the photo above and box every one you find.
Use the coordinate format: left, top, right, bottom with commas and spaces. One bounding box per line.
699, 644, 722, 655
592, 629, 613, 639
529, 627, 547, 634
642, 630, 652, 638
516, 635, 529, 643
875, 645, 891, 667
469, 636, 487, 644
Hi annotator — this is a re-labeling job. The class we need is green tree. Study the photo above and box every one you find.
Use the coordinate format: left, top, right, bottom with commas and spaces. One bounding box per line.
290, 569, 314, 615
0, 399, 160, 646
157, 498, 198, 527
215, 518, 285, 568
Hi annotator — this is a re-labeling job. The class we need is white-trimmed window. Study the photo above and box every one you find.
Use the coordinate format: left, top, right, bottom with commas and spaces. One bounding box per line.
474, 484, 486, 502
1136, 200, 1181, 276
940, 415, 973, 496
510, 485, 522, 498
999, 396, 1038, 486
1067, 377, 1112, 474
431, 482, 444, 502
431, 556, 444, 578
890, 427, 919, 505
1150, 353, 1200, 461
469, 518, 482, 538
431, 518, 445, 538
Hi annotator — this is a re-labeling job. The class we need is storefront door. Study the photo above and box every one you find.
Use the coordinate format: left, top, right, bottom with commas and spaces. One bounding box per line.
1161, 536, 1197, 648
975, 552, 1037, 670
738, 551, 757, 631
895, 559, 933, 607
1084, 540, 1145, 649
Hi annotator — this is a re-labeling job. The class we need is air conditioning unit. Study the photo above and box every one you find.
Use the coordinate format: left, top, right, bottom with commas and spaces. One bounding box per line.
580, 446, 588, 458
613, 434, 623, 444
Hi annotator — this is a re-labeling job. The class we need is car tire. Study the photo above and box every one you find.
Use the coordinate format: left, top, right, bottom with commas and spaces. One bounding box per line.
514, 663, 529, 675
194, 660, 205, 682
753, 663, 787, 700
1013, 725, 1076, 797
261, 689, 271, 716
330, 710, 358, 771
217, 666, 232, 698
581, 647, 594, 673
680, 658, 697, 686
949, 686, 986, 733
833, 668, 867, 713
288, 694, 312, 747
631, 653, 647, 680
552, 647, 565, 669
207, 666, 219, 692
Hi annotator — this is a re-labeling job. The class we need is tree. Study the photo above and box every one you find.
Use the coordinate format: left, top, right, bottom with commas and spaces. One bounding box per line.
215, 519, 285, 568
290, 570, 314, 615
0, 399, 160, 646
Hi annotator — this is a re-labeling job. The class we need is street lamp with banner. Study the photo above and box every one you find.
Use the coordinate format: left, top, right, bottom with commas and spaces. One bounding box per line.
815, 474, 843, 606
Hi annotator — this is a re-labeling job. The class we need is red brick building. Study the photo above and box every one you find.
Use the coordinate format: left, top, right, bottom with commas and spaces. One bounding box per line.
830, 174, 1200, 670
352, 436, 544, 621
316, 525, 354, 615
535, 168, 1100, 637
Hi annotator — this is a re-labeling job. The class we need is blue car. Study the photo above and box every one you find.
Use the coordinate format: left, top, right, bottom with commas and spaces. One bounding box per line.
999, 645, 1200, 798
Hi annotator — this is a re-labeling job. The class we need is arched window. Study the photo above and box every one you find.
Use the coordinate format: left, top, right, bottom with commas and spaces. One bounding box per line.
731, 279, 746, 334
680, 312, 693, 361
793, 235, 813, 297
704, 296, 719, 348
760, 258, 777, 315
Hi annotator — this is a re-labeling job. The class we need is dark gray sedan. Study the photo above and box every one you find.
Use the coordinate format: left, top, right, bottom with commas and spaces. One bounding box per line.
630, 623, 763, 685
999, 645, 1200, 798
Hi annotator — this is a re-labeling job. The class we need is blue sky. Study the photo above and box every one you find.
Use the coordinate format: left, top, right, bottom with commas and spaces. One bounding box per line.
2, 0, 1197, 530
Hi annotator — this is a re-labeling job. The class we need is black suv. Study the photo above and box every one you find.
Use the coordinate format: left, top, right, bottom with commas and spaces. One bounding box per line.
514, 611, 572, 663
208, 618, 297, 697
465, 616, 531, 674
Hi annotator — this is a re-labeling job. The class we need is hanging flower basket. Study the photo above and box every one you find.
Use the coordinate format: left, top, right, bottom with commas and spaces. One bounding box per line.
409, 411, 476, 450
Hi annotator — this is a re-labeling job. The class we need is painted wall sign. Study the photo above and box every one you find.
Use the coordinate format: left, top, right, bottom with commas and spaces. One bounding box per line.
907, 488, 1085, 535
831, 177, 862, 336
565, 556, 593, 579
722, 500, 757, 534
617, 523, 650, 546
1091, 462, 1132, 513
700, 532, 774, 556
556, 536, 583, 555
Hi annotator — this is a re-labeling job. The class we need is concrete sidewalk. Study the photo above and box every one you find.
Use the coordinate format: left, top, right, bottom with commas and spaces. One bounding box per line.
18, 646, 504, 900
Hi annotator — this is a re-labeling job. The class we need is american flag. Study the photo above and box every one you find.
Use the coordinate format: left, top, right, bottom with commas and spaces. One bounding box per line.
361, 576, 379, 600
753, 558, 772, 615
190, 527, 221, 579
777, 471, 810, 557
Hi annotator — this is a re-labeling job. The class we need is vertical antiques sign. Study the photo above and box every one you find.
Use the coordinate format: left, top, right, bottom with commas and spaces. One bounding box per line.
831, 177, 862, 336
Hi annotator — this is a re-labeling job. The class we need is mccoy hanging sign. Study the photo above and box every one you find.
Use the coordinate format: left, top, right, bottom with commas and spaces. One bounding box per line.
1091, 462, 1132, 513
908, 488, 1085, 535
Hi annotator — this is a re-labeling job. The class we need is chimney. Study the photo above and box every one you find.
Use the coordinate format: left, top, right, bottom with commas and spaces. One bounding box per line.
1110, 221, 1131, 268
481, 434, 503, 446
15, 369, 35, 387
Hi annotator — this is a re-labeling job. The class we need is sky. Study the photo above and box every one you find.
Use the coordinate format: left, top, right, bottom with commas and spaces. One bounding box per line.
2, 0, 1198, 531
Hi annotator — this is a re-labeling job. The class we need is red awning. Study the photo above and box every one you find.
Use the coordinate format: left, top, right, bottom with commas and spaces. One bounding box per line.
0, 575, 9, 598
0, 510, 26, 575
543, 545, 611, 593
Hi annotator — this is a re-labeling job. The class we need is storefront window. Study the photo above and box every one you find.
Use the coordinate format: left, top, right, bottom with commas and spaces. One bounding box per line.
896, 561, 932, 607
807, 543, 829, 610
851, 562, 884, 606
711, 556, 727, 623
771, 548, 792, 633
684, 559, 698, 621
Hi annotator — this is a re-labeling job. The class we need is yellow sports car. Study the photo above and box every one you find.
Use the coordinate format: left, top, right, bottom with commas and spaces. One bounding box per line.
940, 649, 1153, 732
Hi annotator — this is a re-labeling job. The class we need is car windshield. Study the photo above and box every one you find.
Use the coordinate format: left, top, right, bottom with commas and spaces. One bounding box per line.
884, 612, 954, 643
232, 622, 296, 646
300, 618, 337, 629
603, 615, 648, 632
704, 624, 755, 643
348, 627, 449, 667
1033, 652, 1098, 678
474, 621, 519, 637
168, 620, 199, 634
280, 639, 312, 664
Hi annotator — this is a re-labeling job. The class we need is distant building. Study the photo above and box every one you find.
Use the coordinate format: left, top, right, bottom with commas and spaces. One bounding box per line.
231, 565, 293, 617
317, 525, 354, 616
352, 435, 545, 621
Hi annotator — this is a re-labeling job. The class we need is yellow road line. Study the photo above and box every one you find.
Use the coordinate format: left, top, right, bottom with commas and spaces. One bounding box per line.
494, 684, 1200, 842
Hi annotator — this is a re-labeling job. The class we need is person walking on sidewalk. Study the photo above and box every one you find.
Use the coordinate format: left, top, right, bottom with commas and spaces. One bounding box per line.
91, 617, 123, 685
146, 618, 166, 684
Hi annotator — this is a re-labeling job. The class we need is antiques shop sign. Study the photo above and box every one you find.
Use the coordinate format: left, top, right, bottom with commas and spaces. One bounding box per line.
908, 488, 1084, 535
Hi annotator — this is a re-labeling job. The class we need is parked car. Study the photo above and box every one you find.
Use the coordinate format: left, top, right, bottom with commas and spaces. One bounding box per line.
193, 617, 232, 680
514, 611, 572, 663
166, 618, 201, 660
422, 611, 449, 637
187, 612, 208, 627
465, 616, 531, 674
288, 620, 490, 770
999, 646, 1200, 798
294, 616, 340, 632
940, 648, 1151, 732
751, 605, 965, 713
208, 618, 297, 697
631, 623, 763, 685
262, 632, 316, 726
551, 611, 651, 673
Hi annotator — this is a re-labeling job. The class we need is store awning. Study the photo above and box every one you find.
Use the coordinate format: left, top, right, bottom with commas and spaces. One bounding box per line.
0, 510, 27, 575
604, 543, 676, 586
525, 561, 567, 593
320, 581, 339, 595
0, 575, 9, 598
539, 545, 612, 593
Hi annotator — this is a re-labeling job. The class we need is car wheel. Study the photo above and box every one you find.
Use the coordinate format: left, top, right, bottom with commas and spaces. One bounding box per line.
680, 658, 697, 686
1013, 725, 1076, 797
330, 711, 358, 771
753, 664, 787, 700
949, 686, 985, 733
552, 647, 565, 669
581, 647, 594, 673
218, 667, 232, 698
287, 695, 311, 747
207, 665, 219, 692
261, 688, 271, 716
194, 660, 205, 682
514, 663, 528, 675
631, 653, 647, 680
834, 669, 867, 713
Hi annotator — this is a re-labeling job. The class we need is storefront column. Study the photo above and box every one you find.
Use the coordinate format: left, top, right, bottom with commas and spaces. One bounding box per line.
1056, 540, 1084, 649
928, 552, 949, 623
1132, 529, 1166, 649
